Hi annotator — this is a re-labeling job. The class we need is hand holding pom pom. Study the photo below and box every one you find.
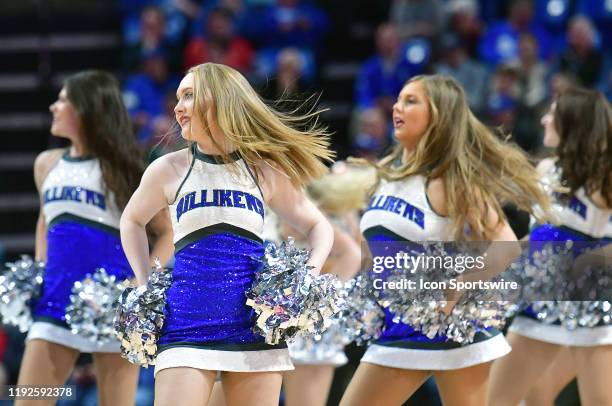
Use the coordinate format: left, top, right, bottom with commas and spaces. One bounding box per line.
376, 242, 514, 344
246, 238, 346, 344
113, 259, 172, 367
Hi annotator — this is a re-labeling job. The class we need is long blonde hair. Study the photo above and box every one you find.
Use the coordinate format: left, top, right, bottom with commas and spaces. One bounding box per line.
372, 75, 551, 240
188, 63, 334, 186
307, 164, 376, 215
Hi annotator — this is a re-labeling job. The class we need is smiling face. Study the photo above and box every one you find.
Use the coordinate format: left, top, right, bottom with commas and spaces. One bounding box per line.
541, 102, 560, 148
392, 80, 432, 150
49, 87, 81, 141
174, 72, 207, 140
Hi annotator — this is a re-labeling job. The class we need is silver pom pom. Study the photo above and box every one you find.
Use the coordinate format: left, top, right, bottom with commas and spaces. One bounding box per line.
0, 256, 45, 332
376, 243, 514, 344
246, 238, 345, 344
338, 274, 385, 345
516, 241, 612, 329
65, 268, 128, 345
113, 259, 172, 367
288, 319, 347, 363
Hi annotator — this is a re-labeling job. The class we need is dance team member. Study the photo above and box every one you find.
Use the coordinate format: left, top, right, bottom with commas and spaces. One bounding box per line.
120, 62, 335, 406
340, 75, 549, 406
489, 87, 612, 406
18, 70, 173, 406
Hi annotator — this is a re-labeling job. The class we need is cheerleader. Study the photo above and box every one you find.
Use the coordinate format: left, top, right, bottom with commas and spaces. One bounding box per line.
488, 87, 612, 406
17, 71, 173, 406
340, 75, 549, 406
119, 63, 334, 406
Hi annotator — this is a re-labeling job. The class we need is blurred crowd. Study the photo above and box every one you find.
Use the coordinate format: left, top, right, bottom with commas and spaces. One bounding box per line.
118, 0, 611, 163
0, 0, 610, 405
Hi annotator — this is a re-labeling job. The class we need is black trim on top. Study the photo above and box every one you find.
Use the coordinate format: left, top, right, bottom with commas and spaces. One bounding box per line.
424, 178, 449, 218
174, 222, 263, 253
62, 149, 95, 162
362, 225, 413, 243
172, 150, 197, 204
33, 315, 70, 329
242, 160, 265, 203
193, 143, 241, 164
48, 213, 120, 236
157, 340, 287, 353
375, 329, 501, 350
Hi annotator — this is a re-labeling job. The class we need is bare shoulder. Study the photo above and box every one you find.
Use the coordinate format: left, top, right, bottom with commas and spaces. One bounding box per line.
143, 148, 194, 202
145, 148, 192, 181
33, 148, 64, 190
535, 157, 557, 176
254, 159, 291, 201
425, 177, 449, 217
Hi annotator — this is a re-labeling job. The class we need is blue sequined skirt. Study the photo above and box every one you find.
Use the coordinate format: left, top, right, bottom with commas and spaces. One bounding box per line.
365, 230, 503, 348
520, 224, 611, 321
358, 229, 510, 369
33, 220, 132, 327
158, 233, 286, 351
512, 224, 612, 346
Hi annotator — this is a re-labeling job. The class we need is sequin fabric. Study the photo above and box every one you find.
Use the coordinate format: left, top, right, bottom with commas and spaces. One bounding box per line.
364, 233, 504, 345
158, 233, 272, 347
521, 224, 611, 323
33, 221, 132, 324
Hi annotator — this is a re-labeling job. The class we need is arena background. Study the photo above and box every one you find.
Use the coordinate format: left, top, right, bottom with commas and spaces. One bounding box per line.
0, 0, 610, 404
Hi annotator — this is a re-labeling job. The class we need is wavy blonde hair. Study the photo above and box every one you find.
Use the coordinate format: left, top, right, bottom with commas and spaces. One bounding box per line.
369, 75, 551, 240
188, 63, 334, 186
307, 165, 376, 215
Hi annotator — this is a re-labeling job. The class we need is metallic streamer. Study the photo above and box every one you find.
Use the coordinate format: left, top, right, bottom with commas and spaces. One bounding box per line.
65, 268, 128, 345
0, 256, 45, 332
376, 243, 513, 344
246, 239, 345, 344
113, 259, 172, 367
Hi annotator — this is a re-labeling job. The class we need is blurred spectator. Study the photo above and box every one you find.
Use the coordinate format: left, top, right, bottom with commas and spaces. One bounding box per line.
487, 65, 520, 127
354, 23, 415, 115
183, 7, 255, 73
123, 49, 180, 144
189, 0, 259, 43
259, 0, 329, 50
558, 15, 603, 87
389, 0, 444, 42
261, 47, 309, 99
487, 64, 543, 152
351, 107, 390, 160
122, 6, 181, 73
447, 0, 484, 58
122, 0, 196, 46
435, 33, 488, 113
549, 71, 574, 99
576, 0, 612, 45
513, 33, 549, 107
479, 0, 552, 65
